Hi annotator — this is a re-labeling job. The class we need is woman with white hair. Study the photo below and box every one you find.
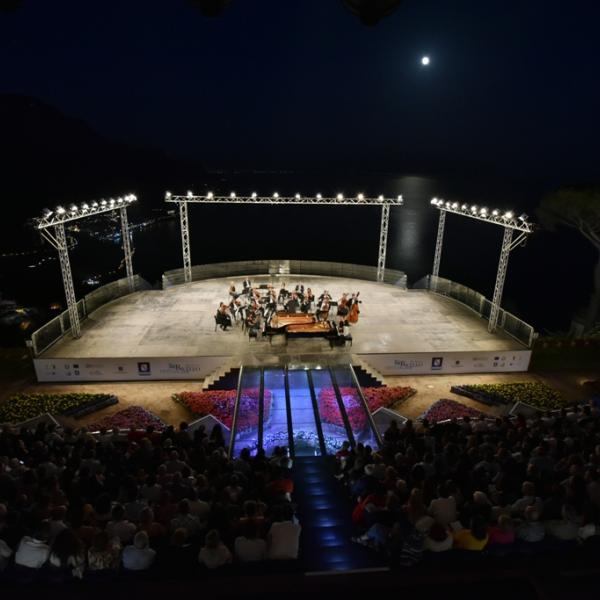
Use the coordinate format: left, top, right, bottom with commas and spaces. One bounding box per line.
122, 531, 156, 571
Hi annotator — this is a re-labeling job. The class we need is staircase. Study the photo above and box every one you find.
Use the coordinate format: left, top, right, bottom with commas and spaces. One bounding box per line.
202, 364, 240, 391
351, 363, 385, 388
293, 456, 385, 573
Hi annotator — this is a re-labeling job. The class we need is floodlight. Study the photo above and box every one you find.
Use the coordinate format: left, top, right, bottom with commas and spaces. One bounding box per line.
316, 193, 322, 199
251, 192, 257, 199
207, 192, 214, 199
336, 194, 344, 201
187, 191, 193, 198
518, 213, 528, 222
165, 191, 172, 199
358, 193, 365, 200
273, 192, 279, 198
230, 192, 236, 198
295, 193, 301, 199
504, 211, 513, 219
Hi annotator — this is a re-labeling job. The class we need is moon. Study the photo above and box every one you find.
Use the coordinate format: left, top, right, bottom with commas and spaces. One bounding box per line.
421, 56, 430, 66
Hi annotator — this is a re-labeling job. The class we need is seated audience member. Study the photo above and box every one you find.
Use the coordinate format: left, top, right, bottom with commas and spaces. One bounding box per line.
198, 529, 232, 569
0, 538, 12, 571
138, 507, 167, 544
544, 504, 581, 541
267, 504, 301, 560
453, 516, 489, 551
122, 531, 156, 571
512, 481, 543, 517
87, 530, 121, 571
424, 521, 453, 552
48, 528, 86, 579
15, 522, 51, 569
234, 523, 267, 563
157, 528, 197, 575
487, 514, 516, 546
47, 505, 68, 541
170, 500, 201, 538
428, 482, 457, 526
107, 504, 137, 544
516, 506, 545, 543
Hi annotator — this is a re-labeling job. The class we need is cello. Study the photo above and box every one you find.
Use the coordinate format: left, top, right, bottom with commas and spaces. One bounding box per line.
348, 292, 360, 324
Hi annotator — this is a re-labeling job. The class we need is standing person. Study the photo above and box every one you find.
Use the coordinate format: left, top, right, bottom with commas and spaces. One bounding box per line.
242, 278, 252, 294
348, 292, 361, 324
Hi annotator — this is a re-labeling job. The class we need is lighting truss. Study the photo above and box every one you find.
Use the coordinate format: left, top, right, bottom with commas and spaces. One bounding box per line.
166, 191, 403, 283
35, 194, 137, 230
429, 197, 533, 334
34, 194, 138, 340
166, 191, 403, 207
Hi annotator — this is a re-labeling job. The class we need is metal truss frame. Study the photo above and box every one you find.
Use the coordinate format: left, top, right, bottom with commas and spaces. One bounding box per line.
40, 224, 81, 338
429, 198, 533, 335
34, 193, 137, 339
166, 192, 403, 284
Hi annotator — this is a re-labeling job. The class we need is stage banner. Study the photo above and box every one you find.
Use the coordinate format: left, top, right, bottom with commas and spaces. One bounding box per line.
34, 356, 231, 382
357, 350, 532, 376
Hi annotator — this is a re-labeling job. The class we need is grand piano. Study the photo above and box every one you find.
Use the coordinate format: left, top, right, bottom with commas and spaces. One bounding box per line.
266, 311, 336, 343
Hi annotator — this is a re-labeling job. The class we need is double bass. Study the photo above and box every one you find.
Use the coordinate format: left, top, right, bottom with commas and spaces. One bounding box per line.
348, 292, 360, 324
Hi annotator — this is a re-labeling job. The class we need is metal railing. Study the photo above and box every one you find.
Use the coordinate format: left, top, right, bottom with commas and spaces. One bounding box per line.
162, 259, 407, 289
31, 274, 151, 356
413, 274, 536, 348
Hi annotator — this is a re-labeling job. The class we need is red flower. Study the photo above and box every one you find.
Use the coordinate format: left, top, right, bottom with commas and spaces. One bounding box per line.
175, 389, 271, 431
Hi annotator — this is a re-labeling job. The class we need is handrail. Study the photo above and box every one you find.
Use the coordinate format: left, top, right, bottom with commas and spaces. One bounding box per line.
306, 370, 328, 456
328, 367, 356, 449
348, 364, 383, 448
283, 366, 295, 458
227, 365, 245, 458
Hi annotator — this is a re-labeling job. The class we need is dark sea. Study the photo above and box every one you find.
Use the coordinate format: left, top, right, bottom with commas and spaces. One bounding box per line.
0, 172, 595, 342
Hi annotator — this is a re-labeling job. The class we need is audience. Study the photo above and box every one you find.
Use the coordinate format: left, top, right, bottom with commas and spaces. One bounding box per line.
0, 419, 300, 580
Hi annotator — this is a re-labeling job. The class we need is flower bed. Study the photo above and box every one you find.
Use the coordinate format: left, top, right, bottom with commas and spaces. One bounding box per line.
0, 393, 117, 423
420, 399, 488, 423
453, 382, 566, 411
88, 406, 166, 432
173, 388, 272, 430
362, 386, 415, 411
317, 386, 415, 431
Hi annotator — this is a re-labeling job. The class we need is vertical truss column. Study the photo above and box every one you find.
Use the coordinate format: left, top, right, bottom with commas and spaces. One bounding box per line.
178, 200, 192, 283
376, 203, 390, 283
119, 206, 135, 292
432, 209, 446, 279
54, 223, 81, 339
488, 226, 513, 333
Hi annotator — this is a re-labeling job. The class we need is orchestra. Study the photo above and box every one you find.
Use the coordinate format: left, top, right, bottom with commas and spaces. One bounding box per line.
215, 277, 361, 342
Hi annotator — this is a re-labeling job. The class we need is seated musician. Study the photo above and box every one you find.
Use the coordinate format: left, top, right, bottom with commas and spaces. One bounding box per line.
318, 298, 330, 322
285, 292, 300, 313
294, 283, 304, 300
216, 302, 232, 331
337, 293, 349, 318
242, 278, 252, 293
300, 296, 311, 314
304, 288, 315, 311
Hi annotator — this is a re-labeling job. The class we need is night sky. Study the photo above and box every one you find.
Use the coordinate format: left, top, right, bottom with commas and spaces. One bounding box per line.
2, 0, 599, 181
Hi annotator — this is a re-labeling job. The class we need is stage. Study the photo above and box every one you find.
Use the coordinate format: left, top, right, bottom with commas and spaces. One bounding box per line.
33, 274, 531, 381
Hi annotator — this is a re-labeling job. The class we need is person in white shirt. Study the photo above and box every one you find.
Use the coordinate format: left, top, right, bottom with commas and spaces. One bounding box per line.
512, 481, 543, 517
428, 483, 457, 526
198, 529, 232, 569
234, 524, 267, 562
15, 523, 51, 569
267, 505, 301, 560
122, 531, 156, 571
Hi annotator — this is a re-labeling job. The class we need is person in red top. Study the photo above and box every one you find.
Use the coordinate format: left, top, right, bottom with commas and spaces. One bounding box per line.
266, 468, 294, 501
487, 514, 516, 546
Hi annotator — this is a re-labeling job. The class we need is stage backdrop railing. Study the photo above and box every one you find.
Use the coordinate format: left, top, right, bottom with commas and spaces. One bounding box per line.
413, 275, 536, 348
162, 259, 408, 289
30, 275, 152, 357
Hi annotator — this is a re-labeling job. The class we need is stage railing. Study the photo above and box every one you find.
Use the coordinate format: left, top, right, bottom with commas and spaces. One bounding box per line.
162, 259, 407, 289
413, 275, 536, 348
31, 275, 151, 356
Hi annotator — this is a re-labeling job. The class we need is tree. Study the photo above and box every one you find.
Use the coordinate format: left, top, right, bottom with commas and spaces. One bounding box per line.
538, 187, 600, 333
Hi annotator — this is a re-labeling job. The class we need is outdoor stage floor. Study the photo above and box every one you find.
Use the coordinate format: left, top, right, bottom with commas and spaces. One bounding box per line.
41, 275, 522, 362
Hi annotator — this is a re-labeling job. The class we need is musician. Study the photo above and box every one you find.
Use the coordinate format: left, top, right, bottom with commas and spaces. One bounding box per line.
228, 281, 237, 298
278, 283, 290, 304
232, 297, 248, 322
285, 292, 300, 313
294, 283, 305, 300
242, 278, 252, 293
216, 302, 232, 331
318, 290, 331, 303
264, 291, 278, 322
347, 292, 361, 324
337, 293, 349, 318
318, 298, 330, 322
